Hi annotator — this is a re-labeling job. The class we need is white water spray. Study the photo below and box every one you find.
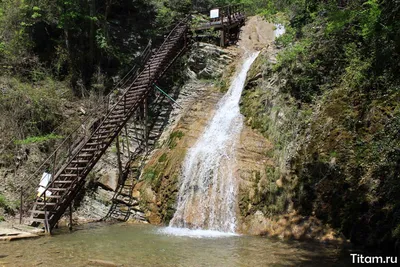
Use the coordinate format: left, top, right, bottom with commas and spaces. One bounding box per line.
168, 52, 260, 233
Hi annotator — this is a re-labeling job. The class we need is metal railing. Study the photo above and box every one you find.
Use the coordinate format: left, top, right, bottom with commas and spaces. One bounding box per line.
205, 4, 245, 27
17, 40, 153, 224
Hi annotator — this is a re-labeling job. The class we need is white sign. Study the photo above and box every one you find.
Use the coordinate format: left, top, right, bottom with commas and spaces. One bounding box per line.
210, 9, 219, 19
37, 172, 52, 198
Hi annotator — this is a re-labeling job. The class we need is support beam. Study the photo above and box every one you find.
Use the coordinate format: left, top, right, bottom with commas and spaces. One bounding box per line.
220, 29, 226, 47
116, 136, 123, 185
19, 188, 23, 224
143, 98, 148, 153
69, 203, 73, 231
124, 125, 131, 159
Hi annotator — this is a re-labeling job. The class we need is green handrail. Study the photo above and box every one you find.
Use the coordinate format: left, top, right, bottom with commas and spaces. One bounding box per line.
153, 83, 182, 109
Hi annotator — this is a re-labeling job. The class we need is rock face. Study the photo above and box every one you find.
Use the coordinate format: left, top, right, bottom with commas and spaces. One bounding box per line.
187, 43, 236, 80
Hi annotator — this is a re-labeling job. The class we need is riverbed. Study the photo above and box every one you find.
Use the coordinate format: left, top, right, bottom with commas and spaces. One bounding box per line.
0, 223, 352, 266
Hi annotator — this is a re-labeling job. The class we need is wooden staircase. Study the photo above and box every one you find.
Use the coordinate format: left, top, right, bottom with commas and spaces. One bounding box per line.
105, 159, 143, 221
28, 17, 190, 232
104, 83, 178, 221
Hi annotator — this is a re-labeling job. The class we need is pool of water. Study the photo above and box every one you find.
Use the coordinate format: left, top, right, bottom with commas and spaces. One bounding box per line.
0, 223, 352, 266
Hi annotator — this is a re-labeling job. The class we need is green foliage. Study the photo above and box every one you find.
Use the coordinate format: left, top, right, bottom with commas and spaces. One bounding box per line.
342, 43, 372, 89
274, 25, 295, 47
0, 76, 64, 136
158, 153, 168, 162
274, 41, 307, 71
14, 133, 63, 145
242, 0, 400, 252
0, 0, 32, 71
0, 193, 6, 208
143, 168, 158, 182
0, 0, 159, 94
167, 130, 184, 149
360, 0, 381, 39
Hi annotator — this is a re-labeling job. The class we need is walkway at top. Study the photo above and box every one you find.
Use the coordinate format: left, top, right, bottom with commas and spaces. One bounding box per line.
195, 4, 246, 31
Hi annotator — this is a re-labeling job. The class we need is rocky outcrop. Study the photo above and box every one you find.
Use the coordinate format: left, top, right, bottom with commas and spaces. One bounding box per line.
187, 43, 237, 80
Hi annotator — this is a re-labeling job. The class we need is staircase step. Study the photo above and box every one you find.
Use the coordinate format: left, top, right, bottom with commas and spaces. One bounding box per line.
136, 77, 151, 82
77, 153, 93, 157
52, 180, 73, 184
130, 85, 148, 90
129, 89, 147, 96
124, 99, 143, 106
96, 129, 114, 135
124, 98, 139, 104
108, 114, 126, 120
133, 80, 154, 86
47, 195, 62, 199
91, 135, 110, 140
99, 123, 120, 130
29, 210, 50, 214
48, 188, 68, 191
81, 148, 98, 152
113, 107, 129, 113
65, 167, 85, 171
86, 142, 104, 146
31, 218, 45, 223
151, 53, 169, 60
103, 119, 124, 125
34, 202, 57, 206
71, 160, 89, 164
60, 173, 78, 177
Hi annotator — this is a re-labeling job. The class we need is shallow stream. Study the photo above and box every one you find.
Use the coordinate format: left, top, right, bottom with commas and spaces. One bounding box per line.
0, 223, 352, 266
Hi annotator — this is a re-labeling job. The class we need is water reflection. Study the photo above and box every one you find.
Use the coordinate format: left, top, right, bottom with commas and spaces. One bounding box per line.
0, 223, 351, 266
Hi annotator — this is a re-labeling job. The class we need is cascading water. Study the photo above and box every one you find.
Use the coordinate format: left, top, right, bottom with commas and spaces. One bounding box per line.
167, 52, 260, 234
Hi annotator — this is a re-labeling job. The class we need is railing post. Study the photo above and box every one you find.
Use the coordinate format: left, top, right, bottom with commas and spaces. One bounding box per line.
52, 152, 57, 184
143, 97, 148, 153
68, 136, 72, 160
44, 191, 50, 234
106, 94, 110, 112
116, 135, 123, 185
69, 203, 73, 231
19, 187, 23, 224
220, 8, 224, 27
228, 6, 231, 25
123, 94, 126, 115
124, 125, 131, 159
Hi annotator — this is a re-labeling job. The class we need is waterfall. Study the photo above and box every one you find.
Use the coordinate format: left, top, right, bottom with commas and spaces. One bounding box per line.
169, 52, 260, 233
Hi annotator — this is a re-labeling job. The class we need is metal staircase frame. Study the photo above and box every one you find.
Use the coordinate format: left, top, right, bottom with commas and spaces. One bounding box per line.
26, 16, 191, 233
